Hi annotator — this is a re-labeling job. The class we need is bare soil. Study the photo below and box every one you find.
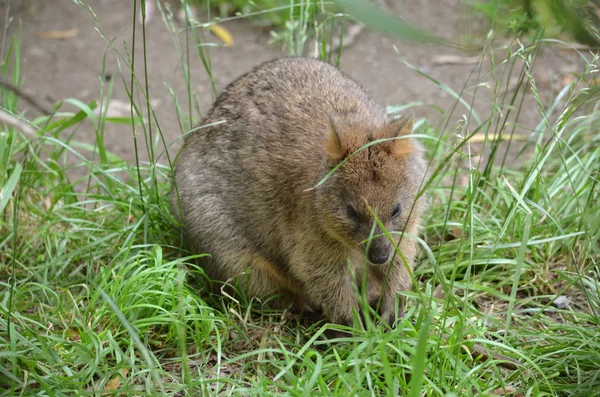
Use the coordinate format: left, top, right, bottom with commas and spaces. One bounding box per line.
1, 0, 591, 166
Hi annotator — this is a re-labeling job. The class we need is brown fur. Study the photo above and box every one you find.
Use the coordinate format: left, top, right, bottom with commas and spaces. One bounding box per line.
171, 57, 427, 326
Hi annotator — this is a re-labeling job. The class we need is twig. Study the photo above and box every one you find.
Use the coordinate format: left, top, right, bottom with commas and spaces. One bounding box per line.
0, 76, 54, 115
320, 23, 366, 56
0, 108, 36, 137
431, 54, 482, 65
470, 342, 520, 370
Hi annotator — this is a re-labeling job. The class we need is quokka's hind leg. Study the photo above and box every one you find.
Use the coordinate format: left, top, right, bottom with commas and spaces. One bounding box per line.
215, 254, 305, 312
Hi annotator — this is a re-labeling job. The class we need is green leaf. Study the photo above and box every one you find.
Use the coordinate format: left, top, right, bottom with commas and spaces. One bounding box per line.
409, 313, 431, 397
546, 0, 600, 47
42, 100, 98, 134
0, 162, 22, 214
333, 0, 454, 46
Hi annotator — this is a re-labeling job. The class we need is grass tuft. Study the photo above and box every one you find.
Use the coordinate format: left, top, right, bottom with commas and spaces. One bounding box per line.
1, 1, 599, 396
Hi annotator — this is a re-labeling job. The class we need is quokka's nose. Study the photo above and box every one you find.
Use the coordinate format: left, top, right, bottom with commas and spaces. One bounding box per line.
367, 246, 391, 265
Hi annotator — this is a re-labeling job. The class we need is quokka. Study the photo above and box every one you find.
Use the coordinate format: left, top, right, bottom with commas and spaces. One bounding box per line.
172, 57, 426, 326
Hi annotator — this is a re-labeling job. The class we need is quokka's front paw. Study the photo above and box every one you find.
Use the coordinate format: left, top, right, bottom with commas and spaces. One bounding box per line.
325, 302, 364, 329
377, 294, 401, 327
322, 305, 363, 339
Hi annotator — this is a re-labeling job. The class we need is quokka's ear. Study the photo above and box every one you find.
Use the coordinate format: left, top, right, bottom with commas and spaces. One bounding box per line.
324, 113, 344, 162
387, 113, 414, 157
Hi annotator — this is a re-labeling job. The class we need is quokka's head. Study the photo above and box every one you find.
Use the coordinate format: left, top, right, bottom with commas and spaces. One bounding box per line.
314, 112, 425, 265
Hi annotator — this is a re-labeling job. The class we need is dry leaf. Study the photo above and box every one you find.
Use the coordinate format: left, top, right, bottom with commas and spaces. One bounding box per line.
490, 385, 521, 396
431, 54, 481, 65
38, 29, 78, 40
102, 369, 128, 395
469, 133, 528, 143
449, 226, 463, 239
433, 284, 446, 299
103, 376, 120, 393
210, 24, 233, 47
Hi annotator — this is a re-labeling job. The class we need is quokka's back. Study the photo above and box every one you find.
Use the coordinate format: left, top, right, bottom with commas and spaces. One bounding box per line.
172, 57, 426, 327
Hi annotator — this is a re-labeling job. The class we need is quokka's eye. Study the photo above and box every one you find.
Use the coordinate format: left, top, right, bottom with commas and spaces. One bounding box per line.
391, 204, 401, 219
347, 205, 359, 221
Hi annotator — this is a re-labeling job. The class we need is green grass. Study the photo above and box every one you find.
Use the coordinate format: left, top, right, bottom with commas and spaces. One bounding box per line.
463, 0, 600, 47
1, 1, 600, 396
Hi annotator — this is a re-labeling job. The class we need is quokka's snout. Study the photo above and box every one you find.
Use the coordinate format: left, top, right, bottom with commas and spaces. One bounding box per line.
365, 235, 393, 265
172, 57, 427, 327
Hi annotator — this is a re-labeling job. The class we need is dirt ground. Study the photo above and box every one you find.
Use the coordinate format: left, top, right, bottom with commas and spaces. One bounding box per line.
1, 0, 592, 166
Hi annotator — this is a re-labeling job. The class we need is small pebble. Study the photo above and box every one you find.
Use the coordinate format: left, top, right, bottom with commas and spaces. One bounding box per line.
552, 295, 570, 309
